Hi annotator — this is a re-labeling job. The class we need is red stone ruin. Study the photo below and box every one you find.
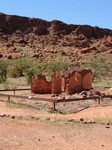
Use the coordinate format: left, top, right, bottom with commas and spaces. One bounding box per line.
31, 75, 52, 94
31, 69, 92, 95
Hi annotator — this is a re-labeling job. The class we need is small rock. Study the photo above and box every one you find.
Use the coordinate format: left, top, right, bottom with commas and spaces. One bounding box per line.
28, 96, 32, 99
83, 121, 88, 124
68, 119, 74, 122
0, 53, 3, 58
87, 120, 93, 124
11, 116, 15, 119
80, 118, 84, 122
105, 125, 110, 128
31, 116, 35, 119
7, 55, 12, 59
40, 118, 46, 121
0, 114, 6, 117
46, 117, 50, 121
106, 123, 110, 125
50, 118, 55, 122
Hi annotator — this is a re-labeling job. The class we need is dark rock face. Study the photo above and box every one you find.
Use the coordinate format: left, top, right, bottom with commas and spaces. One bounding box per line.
0, 13, 111, 38
0, 13, 50, 34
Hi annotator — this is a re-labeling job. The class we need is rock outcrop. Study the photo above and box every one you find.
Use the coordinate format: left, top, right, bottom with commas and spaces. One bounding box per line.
0, 13, 112, 60
0, 13, 111, 37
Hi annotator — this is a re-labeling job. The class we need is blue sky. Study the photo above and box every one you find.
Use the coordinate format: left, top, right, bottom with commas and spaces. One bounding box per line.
0, 0, 112, 29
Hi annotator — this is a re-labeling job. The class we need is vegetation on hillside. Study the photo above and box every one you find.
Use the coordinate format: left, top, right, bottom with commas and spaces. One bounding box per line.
0, 58, 73, 84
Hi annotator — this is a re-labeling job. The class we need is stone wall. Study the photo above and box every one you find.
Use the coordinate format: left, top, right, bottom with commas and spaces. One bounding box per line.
31, 69, 92, 94
51, 71, 62, 94
67, 71, 82, 94
61, 77, 68, 92
31, 75, 52, 94
81, 69, 92, 90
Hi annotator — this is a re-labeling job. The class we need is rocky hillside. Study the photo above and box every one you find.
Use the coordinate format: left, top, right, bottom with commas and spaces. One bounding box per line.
0, 13, 112, 61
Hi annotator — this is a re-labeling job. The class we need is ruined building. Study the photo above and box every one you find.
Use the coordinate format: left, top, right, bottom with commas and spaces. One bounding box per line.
31, 69, 92, 95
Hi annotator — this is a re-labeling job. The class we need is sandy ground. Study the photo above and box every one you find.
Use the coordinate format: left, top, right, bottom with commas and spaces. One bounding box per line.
0, 118, 112, 150
0, 99, 112, 150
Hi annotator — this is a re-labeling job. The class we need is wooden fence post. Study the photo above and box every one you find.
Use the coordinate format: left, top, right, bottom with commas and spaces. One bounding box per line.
8, 96, 10, 102
14, 90, 15, 95
53, 101, 56, 111
98, 96, 102, 105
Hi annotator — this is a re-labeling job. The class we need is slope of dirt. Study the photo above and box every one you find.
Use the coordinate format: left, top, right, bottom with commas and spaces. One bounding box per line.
0, 13, 112, 61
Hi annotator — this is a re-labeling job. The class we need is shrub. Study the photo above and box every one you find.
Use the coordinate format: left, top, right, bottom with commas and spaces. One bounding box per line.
8, 69, 20, 78
81, 57, 112, 81
0, 59, 9, 82
25, 68, 36, 84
